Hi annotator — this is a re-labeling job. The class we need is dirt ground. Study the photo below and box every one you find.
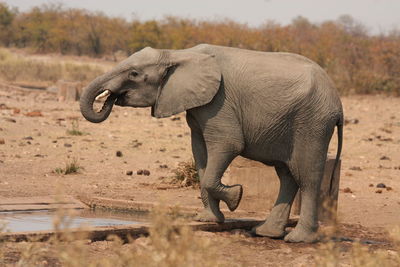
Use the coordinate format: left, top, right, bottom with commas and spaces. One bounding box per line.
0, 83, 400, 266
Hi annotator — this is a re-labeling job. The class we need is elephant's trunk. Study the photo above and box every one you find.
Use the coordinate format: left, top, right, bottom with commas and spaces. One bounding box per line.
79, 75, 117, 123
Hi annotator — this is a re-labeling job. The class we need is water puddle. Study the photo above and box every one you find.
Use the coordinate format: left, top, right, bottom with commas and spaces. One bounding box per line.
0, 209, 147, 233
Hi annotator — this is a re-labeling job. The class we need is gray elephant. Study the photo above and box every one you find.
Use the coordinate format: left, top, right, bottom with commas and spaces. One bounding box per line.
80, 44, 343, 243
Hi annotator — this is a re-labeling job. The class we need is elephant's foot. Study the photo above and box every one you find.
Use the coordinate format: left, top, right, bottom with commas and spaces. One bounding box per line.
194, 208, 225, 223
284, 224, 319, 243
251, 220, 286, 238
223, 184, 243, 212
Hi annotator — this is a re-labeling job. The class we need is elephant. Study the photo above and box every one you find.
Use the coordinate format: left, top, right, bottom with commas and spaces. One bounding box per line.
79, 44, 343, 243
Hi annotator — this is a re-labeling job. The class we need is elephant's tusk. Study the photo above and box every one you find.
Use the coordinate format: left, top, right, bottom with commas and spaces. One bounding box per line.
95, 90, 111, 101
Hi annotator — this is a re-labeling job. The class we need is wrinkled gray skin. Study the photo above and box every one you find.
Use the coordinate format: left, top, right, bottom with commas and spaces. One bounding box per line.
80, 44, 343, 243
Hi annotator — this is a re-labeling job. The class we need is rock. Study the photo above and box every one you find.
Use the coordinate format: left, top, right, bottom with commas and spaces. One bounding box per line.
0, 138, 5, 144
4, 118, 16, 123
23, 136, 33, 140
171, 116, 181, 121
159, 164, 168, 169
25, 111, 43, 117
116, 151, 123, 157
375, 189, 383, 194
350, 166, 362, 171
159, 148, 166, 152
342, 187, 353, 193
0, 103, 9, 109
369, 184, 374, 187
380, 156, 390, 160
130, 140, 142, 148
376, 183, 386, 188
386, 187, 393, 191
230, 229, 253, 237
137, 169, 150, 176
344, 118, 359, 125
126, 171, 133, 176
64, 143, 72, 147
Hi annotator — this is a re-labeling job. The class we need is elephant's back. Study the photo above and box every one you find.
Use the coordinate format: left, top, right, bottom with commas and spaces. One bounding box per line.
192, 44, 342, 121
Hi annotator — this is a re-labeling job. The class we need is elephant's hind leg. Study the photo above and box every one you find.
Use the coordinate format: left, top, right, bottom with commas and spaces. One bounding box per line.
252, 164, 298, 238
284, 144, 328, 243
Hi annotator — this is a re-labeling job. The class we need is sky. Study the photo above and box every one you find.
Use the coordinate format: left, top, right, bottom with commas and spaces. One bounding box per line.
4, 0, 400, 34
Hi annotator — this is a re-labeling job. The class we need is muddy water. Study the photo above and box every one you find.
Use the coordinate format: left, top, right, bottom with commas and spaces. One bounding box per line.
0, 209, 147, 233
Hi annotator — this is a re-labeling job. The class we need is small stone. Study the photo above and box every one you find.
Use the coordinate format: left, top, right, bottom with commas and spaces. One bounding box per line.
344, 118, 359, 125
64, 143, 72, 147
386, 187, 393, 191
0, 138, 5, 145
116, 151, 123, 157
137, 169, 144, 175
375, 189, 382, 194
159, 164, 168, 169
171, 116, 181, 121
376, 183, 386, 188
143, 169, 150, 176
342, 187, 353, 193
25, 110, 43, 117
350, 166, 362, 171
126, 170, 133, 176
369, 184, 374, 187
23, 136, 33, 140
380, 156, 390, 160
159, 148, 166, 152
4, 118, 16, 123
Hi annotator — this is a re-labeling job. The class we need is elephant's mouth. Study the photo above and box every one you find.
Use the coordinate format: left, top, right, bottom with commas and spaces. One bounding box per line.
93, 89, 117, 113
114, 92, 128, 106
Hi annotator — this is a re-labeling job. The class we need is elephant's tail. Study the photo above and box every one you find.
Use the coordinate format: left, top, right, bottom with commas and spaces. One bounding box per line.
329, 118, 343, 195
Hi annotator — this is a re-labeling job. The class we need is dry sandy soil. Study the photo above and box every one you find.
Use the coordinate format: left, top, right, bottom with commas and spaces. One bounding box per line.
0, 82, 399, 266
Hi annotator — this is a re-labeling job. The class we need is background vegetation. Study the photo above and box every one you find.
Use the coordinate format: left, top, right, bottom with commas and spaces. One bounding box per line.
0, 2, 399, 94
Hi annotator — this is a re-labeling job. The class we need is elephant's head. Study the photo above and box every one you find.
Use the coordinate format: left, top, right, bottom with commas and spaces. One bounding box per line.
79, 47, 221, 123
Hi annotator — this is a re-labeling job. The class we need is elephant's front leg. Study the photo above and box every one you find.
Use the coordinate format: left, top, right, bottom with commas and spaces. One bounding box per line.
190, 130, 220, 222
196, 150, 243, 223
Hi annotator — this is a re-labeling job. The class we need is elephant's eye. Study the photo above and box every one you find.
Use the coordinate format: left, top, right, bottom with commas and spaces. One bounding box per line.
129, 70, 139, 79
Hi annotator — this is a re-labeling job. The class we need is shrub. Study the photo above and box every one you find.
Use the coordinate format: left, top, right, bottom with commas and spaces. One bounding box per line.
172, 160, 200, 188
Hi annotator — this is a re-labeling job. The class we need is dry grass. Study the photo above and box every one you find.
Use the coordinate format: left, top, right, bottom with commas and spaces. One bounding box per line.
0, 48, 104, 86
54, 158, 83, 175
171, 160, 200, 188
66, 119, 85, 136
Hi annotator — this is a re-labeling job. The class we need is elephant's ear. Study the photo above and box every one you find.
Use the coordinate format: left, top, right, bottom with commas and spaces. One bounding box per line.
152, 51, 221, 118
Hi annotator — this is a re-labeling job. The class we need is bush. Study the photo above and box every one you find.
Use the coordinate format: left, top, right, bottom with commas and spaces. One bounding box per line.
172, 160, 200, 188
